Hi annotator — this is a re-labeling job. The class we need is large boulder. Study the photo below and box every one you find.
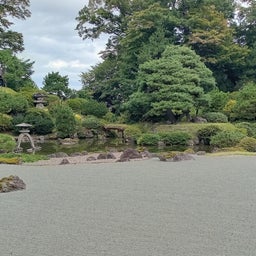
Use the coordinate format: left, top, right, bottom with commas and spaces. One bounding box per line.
97, 152, 116, 160
119, 148, 142, 162
0, 175, 26, 193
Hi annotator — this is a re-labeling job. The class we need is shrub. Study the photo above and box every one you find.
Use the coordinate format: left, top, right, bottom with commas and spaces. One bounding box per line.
210, 130, 246, 148
82, 116, 103, 130
238, 137, 256, 152
10, 94, 29, 114
66, 98, 87, 114
124, 126, 142, 140
24, 109, 54, 135
51, 105, 76, 138
159, 131, 191, 146
81, 100, 108, 118
203, 112, 228, 123
0, 134, 16, 153
197, 125, 222, 145
235, 122, 256, 138
0, 91, 28, 114
137, 133, 160, 146
0, 114, 12, 131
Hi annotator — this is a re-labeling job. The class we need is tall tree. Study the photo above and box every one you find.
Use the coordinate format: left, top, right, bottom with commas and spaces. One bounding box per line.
187, 5, 249, 91
236, 0, 256, 47
42, 72, 71, 99
125, 45, 216, 123
0, 0, 31, 52
0, 49, 35, 90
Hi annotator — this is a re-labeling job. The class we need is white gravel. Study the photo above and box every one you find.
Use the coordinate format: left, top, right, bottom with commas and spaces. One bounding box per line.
1, 155, 256, 256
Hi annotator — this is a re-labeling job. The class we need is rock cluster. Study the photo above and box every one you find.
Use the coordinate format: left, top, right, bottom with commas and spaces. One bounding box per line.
0, 175, 26, 193
118, 148, 142, 162
159, 152, 194, 162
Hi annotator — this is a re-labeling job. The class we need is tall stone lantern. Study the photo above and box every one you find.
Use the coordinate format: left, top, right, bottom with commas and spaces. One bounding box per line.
15, 123, 36, 152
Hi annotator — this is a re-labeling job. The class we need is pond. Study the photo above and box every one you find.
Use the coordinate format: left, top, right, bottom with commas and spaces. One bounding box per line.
20, 138, 198, 155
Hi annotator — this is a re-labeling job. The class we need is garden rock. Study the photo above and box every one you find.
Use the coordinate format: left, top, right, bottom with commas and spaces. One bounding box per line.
119, 148, 142, 161
159, 152, 194, 162
87, 156, 97, 161
97, 152, 116, 160
0, 175, 26, 193
59, 158, 70, 165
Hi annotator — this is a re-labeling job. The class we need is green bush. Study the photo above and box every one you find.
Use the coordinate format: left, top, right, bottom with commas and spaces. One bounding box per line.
159, 131, 191, 146
66, 98, 87, 114
238, 137, 256, 152
124, 126, 142, 140
0, 91, 28, 114
82, 116, 103, 130
11, 94, 29, 114
210, 130, 246, 148
203, 112, 228, 123
137, 133, 160, 146
0, 114, 12, 131
81, 100, 108, 118
0, 134, 16, 153
24, 109, 54, 135
51, 105, 76, 138
235, 122, 256, 138
197, 125, 222, 145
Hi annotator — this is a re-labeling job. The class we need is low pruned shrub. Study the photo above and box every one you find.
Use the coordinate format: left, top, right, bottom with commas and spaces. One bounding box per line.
159, 131, 191, 146
137, 133, 160, 146
203, 112, 228, 123
210, 130, 246, 148
197, 125, 221, 145
238, 137, 256, 152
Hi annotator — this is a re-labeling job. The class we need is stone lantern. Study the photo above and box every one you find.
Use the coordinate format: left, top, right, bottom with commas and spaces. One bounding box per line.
15, 123, 36, 152
33, 93, 47, 108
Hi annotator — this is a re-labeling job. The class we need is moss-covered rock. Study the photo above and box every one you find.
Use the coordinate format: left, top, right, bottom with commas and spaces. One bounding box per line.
0, 175, 26, 193
159, 152, 194, 162
0, 157, 21, 165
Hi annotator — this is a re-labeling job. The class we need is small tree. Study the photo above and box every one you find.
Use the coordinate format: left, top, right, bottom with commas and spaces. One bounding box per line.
52, 104, 76, 138
42, 72, 71, 99
232, 83, 256, 121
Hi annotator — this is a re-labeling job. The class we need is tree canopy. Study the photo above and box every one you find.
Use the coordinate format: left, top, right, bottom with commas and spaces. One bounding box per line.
0, 0, 31, 52
77, 0, 255, 116
124, 45, 215, 123
42, 72, 71, 99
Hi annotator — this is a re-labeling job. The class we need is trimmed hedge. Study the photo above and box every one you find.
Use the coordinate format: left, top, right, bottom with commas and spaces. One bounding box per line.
159, 131, 191, 146
0, 134, 16, 153
203, 112, 228, 123
137, 133, 160, 146
210, 130, 246, 148
238, 137, 256, 152
197, 125, 221, 145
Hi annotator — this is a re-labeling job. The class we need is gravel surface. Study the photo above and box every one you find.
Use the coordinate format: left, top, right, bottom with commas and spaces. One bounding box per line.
0, 155, 256, 256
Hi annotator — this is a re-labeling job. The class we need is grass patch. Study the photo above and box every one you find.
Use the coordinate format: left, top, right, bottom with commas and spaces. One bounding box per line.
156, 123, 240, 139
208, 151, 256, 156
0, 153, 49, 163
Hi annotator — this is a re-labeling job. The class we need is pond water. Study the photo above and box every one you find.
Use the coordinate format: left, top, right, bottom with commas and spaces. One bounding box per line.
20, 138, 196, 155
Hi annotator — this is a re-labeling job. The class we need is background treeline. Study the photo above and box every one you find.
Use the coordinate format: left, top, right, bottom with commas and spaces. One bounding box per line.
1, 0, 256, 137
75, 0, 256, 123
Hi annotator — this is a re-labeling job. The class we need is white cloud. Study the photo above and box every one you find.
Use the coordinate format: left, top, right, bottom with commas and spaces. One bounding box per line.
45, 59, 89, 69
11, 0, 107, 90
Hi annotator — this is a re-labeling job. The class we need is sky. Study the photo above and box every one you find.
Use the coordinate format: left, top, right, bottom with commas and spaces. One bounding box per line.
12, 0, 107, 90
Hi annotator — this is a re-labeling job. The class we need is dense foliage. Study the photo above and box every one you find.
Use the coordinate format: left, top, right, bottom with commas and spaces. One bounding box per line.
2, 1, 256, 154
